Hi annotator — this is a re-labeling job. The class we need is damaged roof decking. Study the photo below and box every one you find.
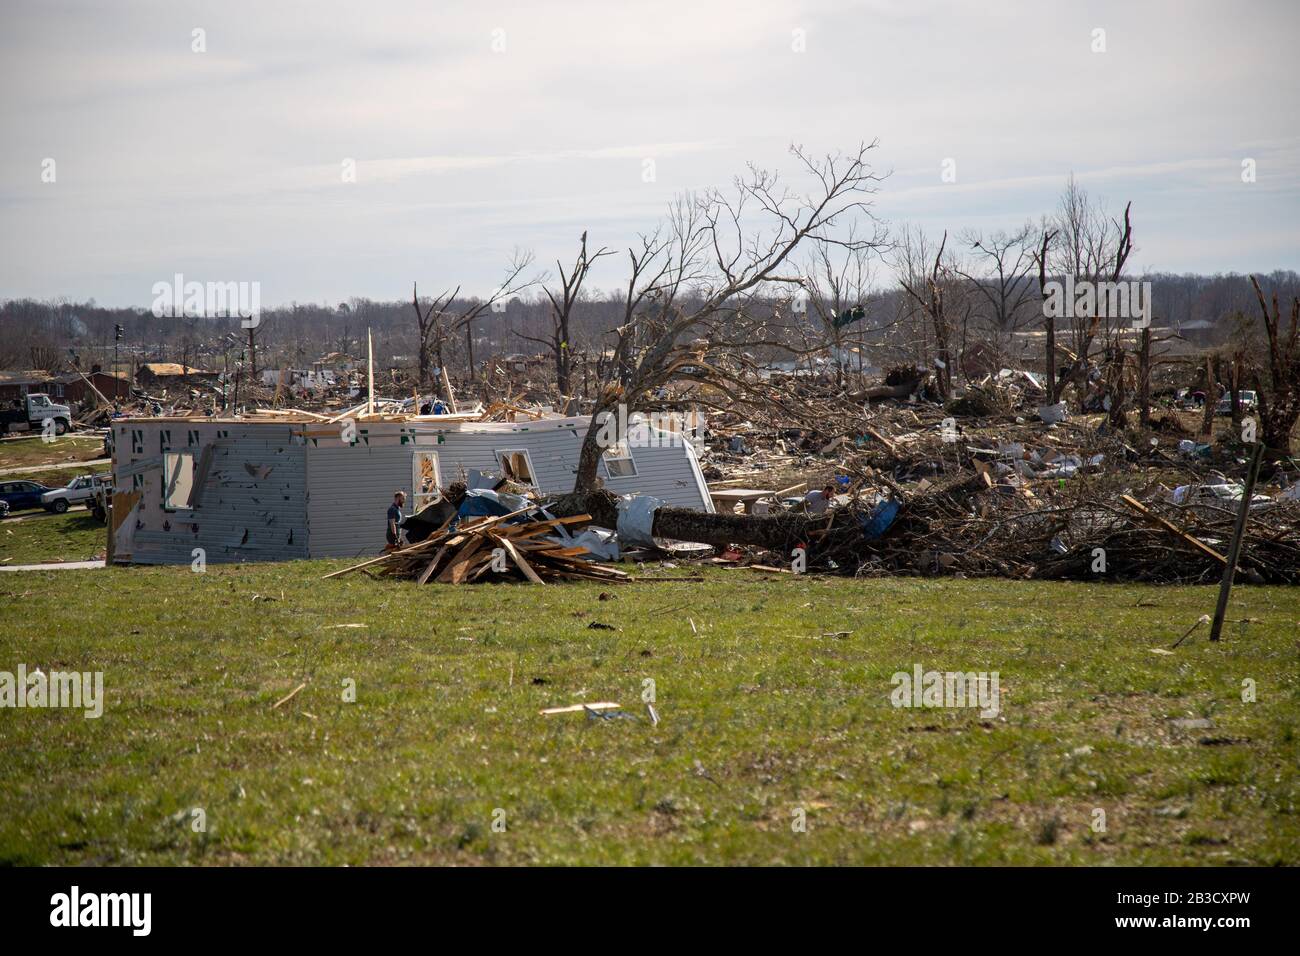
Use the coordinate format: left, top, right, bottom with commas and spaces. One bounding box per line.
112, 415, 713, 565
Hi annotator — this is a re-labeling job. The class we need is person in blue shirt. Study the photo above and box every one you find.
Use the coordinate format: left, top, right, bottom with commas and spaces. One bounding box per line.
386, 491, 406, 551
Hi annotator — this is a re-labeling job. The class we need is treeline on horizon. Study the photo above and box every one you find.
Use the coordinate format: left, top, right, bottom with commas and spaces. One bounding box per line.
1, 269, 1297, 373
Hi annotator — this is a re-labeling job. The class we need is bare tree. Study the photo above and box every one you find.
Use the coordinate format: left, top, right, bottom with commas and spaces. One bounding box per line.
412, 251, 541, 393
955, 223, 1042, 333
1034, 222, 1060, 402
801, 222, 878, 388
897, 228, 954, 400
571, 143, 888, 492
1050, 175, 1134, 412
1247, 274, 1300, 452
517, 231, 612, 409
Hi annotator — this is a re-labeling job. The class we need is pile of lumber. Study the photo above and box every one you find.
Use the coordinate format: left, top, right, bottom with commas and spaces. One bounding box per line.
324, 508, 630, 585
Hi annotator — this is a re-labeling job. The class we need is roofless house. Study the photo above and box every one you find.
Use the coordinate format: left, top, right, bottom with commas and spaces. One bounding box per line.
108, 412, 712, 564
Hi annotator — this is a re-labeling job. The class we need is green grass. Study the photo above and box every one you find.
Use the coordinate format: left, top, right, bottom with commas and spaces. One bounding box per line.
0, 510, 106, 565
0, 433, 105, 472
1, 564, 1298, 865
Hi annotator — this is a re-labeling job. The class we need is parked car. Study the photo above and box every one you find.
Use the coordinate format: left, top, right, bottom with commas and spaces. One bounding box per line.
0, 499, 9, 519
1215, 390, 1259, 416
0, 480, 53, 513
40, 474, 112, 514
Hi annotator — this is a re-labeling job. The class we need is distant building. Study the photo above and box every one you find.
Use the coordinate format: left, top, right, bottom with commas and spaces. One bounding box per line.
0, 370, 53, 403
1176, 318, 1219, 346
316, 352, 357, 372
53, 369, 131, 405
135, 363, 218, 389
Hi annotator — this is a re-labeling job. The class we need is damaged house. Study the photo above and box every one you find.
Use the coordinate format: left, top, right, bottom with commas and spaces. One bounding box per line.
109, 413, 712, 564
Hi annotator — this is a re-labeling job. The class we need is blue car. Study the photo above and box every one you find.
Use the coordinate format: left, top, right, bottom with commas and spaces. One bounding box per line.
0, 480, 52, 514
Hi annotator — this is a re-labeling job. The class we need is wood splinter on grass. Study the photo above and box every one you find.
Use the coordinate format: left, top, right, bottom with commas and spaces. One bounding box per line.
1172, 614, 1212, 649
272, 682, 307, 710
539, 701, 620, 716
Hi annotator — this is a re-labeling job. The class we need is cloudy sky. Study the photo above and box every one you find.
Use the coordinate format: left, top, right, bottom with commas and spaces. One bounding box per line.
1, 0, 1296, 308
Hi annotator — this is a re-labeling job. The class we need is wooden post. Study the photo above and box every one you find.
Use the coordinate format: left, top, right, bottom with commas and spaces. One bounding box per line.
441, 366, 458, 414
366, 327, 375, 416
1209, 441, 1265, 642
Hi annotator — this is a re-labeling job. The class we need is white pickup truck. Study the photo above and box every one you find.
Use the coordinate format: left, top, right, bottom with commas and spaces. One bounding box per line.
41, 474, 112, 514
0, 393, 74, 435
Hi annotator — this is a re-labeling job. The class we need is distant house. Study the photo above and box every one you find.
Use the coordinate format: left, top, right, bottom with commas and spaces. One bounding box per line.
0, 370, 53, 403
135, 363, 218, 389
1177, 318, 1219, 346
53, 369, 131, 405
317, 352, 357, 372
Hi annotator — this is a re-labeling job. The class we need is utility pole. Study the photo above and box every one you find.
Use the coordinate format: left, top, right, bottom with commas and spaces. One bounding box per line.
232, 350, 245, 412
113, 324, 124, 403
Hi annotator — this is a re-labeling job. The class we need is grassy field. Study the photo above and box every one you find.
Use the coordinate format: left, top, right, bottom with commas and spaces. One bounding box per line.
0, 433, 105, 472
0, 509, 106, 565
1, 559, 1297, 866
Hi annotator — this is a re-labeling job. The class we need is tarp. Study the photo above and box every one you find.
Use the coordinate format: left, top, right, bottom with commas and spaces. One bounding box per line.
861, 498, 901, 539
616, 494, 663, 548
457, 488, 533, 521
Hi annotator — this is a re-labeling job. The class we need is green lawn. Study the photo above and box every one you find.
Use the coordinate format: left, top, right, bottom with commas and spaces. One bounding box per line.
0, 433, 105, 471
0, 510, 106, 565
1, 563, 1297, 865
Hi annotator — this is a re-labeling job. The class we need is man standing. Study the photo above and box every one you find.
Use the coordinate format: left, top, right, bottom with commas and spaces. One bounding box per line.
386, 491, 406, 552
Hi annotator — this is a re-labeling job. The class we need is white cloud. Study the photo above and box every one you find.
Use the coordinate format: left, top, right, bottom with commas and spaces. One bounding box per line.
0, 0, 1296, 306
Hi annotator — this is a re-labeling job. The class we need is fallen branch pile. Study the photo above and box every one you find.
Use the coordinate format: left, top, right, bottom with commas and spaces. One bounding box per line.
324, 509, 630, 584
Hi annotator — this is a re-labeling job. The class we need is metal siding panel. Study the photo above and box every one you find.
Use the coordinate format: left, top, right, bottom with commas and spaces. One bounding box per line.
113, 423, 308, 564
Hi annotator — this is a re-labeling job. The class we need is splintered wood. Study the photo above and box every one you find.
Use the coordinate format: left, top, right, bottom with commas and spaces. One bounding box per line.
324, 512, 629, 585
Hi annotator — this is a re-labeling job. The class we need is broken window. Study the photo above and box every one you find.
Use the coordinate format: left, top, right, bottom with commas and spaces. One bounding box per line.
601, 441, 637, 478
162, 451, 196, 510
495, 449, 537, 488
412, 451, 441, 511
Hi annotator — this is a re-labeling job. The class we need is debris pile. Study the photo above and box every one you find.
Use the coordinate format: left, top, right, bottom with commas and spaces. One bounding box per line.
325, 508, 630, 585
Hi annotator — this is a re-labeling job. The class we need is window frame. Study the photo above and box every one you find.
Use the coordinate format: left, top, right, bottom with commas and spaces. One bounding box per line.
599, 440, 638, 479
162, 451, 197, 511
494, 448, 539, 489
411, 450, 443, 511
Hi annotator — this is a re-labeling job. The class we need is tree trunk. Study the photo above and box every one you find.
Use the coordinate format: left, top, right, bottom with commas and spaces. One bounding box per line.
1138, 328, 1150, 427
573, 397, 620, 492
465, 322, 475, 383
1261, 390, 1300, 452
1200, 357, 1217, 439
556, 318, 571, 398
418, 339, 431, 393
549, 489, 823, 553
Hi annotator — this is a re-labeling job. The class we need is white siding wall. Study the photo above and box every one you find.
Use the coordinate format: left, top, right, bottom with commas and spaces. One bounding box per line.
113, 422, 308, 565
305, 418, 712, 558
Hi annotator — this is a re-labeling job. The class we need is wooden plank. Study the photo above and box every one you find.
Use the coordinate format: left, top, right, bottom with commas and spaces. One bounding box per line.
501, 537, 545, 584
416, 546, 449, 585
1120, 494, 1227, 564
438, 538, 487, 583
